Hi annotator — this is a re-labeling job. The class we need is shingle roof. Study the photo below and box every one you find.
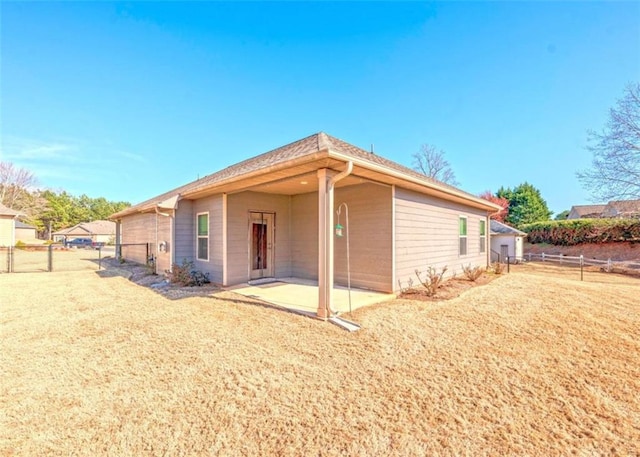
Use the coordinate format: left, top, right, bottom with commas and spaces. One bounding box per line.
53, 220, 116, 236
112, 132, 496, 218
605, 199, 640, 215
490, 220, 526, 236
570, 204, 606, 217
15, 221, 35, 229
0, 203, 21, 217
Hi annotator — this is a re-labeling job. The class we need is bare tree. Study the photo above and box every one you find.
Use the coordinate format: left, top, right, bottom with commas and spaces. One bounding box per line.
0, 162, 48, 224
577, 82, 640, 200
0, 162, 39, 209
412, 144, 459, 186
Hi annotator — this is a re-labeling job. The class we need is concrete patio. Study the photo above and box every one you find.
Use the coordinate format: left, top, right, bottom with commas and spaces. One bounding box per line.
227, 277, 396, 317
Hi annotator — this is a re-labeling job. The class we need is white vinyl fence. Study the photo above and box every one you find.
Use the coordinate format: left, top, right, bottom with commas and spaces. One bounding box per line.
525, 252, 640, 280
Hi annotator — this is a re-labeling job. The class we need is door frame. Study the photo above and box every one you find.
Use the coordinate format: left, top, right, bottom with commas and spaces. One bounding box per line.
248, 211, 275, 280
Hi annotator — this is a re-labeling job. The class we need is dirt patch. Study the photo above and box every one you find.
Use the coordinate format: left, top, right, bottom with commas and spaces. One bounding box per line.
399, 272, 498, 301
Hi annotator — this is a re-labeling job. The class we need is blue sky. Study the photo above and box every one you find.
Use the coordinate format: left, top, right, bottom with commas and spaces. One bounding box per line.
2, 1, 639, 214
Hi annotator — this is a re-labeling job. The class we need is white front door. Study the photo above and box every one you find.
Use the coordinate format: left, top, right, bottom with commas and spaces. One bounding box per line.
249, 212, 274, 279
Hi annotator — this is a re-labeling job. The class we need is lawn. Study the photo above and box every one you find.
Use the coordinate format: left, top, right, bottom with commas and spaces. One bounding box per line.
1, 265, 638, 455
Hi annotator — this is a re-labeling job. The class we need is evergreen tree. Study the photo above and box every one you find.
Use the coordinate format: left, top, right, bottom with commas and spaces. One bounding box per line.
497, 182, 552, 227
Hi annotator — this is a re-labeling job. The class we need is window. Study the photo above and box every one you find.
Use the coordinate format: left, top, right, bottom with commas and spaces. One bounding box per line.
479, 220, 486, 253
459, 216, 467, 256
196, 212, 209, 261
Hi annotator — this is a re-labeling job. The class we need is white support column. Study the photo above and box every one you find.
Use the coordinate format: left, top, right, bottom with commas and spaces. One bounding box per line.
317, 168, 335, 319
222, 193, 228, 286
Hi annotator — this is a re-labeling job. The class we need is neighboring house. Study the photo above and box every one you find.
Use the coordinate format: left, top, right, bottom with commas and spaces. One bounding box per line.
53, 220, 117, 243
0, 203, 21, 247
110, 132, 500, 317
601, 199, 640, 218
567, 204, 606, 219
490, 220, 526, 262
567, 200, 640, 219
15, 221, 38, 242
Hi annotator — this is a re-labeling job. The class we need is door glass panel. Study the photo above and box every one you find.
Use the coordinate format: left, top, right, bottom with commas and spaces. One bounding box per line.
252, 222, 267, 270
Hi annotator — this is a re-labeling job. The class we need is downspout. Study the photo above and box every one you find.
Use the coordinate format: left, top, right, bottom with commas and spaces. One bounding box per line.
155, 207, 171, 275
329, 161, 353, 187
324, 161, 353, 317
154, 209, 159, 275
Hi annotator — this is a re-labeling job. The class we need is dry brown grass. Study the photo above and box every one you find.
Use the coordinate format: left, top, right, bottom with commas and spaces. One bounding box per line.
0, 247, 105, 273
1, 266, 639, 456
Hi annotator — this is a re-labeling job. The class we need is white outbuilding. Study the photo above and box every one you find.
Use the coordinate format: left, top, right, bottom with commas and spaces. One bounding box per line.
490, 220, 526, 262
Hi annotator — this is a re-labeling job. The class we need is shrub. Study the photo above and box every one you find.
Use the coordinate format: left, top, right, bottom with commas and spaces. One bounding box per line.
15, 240, 26, 250
462, 264, 484, 282
521, 218, 640, 246
397, 277, 414, 294
170, 259, 210, 287
414, 266, 448, 296
491, 261, 505, 275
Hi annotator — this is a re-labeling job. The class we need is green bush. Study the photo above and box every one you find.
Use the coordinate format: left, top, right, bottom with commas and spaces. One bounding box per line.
521, 218, 640, 246
15, 240, 26, 249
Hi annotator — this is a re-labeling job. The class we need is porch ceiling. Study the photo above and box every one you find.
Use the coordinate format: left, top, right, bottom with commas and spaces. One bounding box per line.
248, 172, 369, 195
184, 157, 344, 199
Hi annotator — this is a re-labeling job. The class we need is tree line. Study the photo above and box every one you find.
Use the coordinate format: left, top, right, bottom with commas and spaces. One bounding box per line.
0, 161, 130, 237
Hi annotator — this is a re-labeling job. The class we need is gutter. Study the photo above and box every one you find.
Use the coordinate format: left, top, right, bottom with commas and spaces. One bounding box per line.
329, 161, 353, 187
327, 150, 501, 212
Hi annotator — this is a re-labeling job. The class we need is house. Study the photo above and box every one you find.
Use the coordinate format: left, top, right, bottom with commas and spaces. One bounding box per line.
490, 220, 526, 262
15, 221, 38, 242
567, 200, 640, 219
53, 220, 117, 244
110, 132, 500, 318
0, 203, 21, 247
601, 199, 640, 218
567, 204, 606, 219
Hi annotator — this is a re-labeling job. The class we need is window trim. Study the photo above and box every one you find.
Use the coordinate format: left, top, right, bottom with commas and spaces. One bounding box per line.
479, 220, 486, 254
459, 216, 468, 256
196, 212, 209, 262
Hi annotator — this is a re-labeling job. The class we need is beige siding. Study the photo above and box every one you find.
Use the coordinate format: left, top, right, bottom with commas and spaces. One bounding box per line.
334, 183, 393, 292
192, 195, 224, 284
94, 234, 113, 243
394, 187, 488, 292
120, 212, 172, 274
15, 227, 37, 242
0, 217, 15, 246
290, 192, 318, 280
226, 192, 291, 285
174, 200, 194, 264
